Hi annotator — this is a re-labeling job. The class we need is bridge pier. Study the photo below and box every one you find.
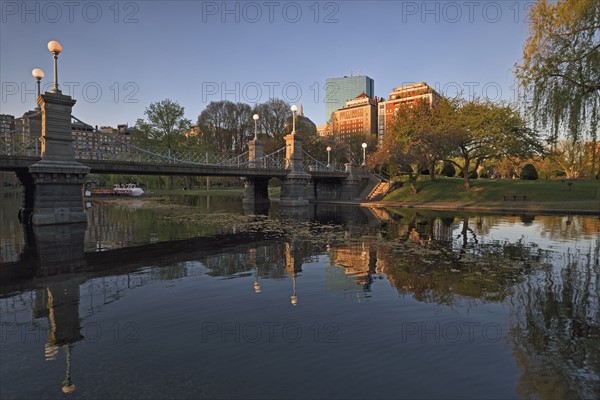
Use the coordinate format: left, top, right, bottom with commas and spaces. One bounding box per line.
15, 170, 35, 223
29, 92, 89, 226
242, 177, 270, 208
243, 138, 271, 210
341, 164, 367, 200
280, 133, 311, 206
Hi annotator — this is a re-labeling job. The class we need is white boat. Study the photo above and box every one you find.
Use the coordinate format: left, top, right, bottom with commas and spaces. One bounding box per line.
113, 184, 145, 197
85, 184, 144, 197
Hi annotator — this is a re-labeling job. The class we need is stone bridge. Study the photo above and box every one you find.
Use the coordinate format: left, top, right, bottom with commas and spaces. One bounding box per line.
1, 90, 380, 225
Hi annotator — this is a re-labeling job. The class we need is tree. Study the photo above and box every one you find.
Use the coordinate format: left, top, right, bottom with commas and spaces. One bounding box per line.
520, 164, 539, 180
370, 98, 459, 192
137, 99, 192, 154
516, 0, 599, 175
449, 99, 543, 189
253, 99, 290, 139
197, 101, 253, 154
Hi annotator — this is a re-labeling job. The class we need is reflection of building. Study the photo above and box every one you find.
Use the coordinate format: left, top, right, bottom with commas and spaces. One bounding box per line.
377, 82, 441, 143
326, 75, 374, 123
331, 241, 377, 285
330, 93, 378, 140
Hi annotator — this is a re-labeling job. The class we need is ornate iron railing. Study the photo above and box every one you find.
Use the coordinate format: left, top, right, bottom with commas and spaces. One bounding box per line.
302, 150, 345, 172
0, 116, 348, 175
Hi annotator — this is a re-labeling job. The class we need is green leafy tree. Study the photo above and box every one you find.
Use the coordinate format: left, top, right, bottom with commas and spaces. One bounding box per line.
516, 0, 599, 176
449, 100, 543, 189
371, 98, 459, 192
135, 99, 192, 154
520, 163, 539, 180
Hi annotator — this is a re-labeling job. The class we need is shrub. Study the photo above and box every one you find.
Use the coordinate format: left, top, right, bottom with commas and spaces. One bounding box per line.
520, 164, 539, 180
441, 163, 456, 177
469, 171, 478, 179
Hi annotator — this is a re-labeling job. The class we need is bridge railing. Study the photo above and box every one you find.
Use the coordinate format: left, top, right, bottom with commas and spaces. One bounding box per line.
0, 132, 40, 157
302, 150, 345, 172
1, 117, 350, 175
246, 146, 286, 170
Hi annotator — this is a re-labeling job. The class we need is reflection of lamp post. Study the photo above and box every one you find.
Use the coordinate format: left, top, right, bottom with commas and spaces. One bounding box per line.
326, 146, 331, 168
32, 68, 44, 109
253, 114, 259, 140
253, 267, 261, 293
361, 142, 367, 166
61, 344, 75, 394
47, 40, 62, 94
290, 272, 298, 306
291, 104, 298, 134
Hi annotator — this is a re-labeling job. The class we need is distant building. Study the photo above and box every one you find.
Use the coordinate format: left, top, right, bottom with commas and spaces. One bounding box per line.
326, 75, 374, 123
377, 82, 441, 143
316, 124, 330, 137
330, 93, 378, 140
73, 122, 131, 159
184, 126, 202, 139
0, 114, 15, 138
13, 110, 41, 141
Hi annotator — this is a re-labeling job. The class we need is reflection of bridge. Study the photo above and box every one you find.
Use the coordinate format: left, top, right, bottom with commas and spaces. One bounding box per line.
1, 90, 377, 225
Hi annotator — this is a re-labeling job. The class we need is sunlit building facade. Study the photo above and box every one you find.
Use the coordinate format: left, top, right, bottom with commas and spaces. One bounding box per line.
377, 82, 441, 143
330, 93, 378, 140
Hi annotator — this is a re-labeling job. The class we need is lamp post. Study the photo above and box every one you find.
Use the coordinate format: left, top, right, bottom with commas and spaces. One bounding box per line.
326, 146, 331, 168
291, 104, 298, 134
253, 114, 259, 140
361, 142, 367, 166
32, 68, 44, 108
47, 40, 62, 94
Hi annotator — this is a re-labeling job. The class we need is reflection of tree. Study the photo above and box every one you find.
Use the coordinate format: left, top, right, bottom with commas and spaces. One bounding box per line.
538, 215, 599, 242
374, 214, 548, 305
510, 246, 600, 399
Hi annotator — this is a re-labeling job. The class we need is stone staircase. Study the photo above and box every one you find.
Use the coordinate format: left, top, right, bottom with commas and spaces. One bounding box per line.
358, 174, 391, 201
367, 180, 391, 200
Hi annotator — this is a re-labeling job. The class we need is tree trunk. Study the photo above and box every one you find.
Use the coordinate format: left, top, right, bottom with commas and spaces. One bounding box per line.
429, 161, 436, 181
463, 158, 471, 189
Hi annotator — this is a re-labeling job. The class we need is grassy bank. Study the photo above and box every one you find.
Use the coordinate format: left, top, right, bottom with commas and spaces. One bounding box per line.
382, 178, 600, 212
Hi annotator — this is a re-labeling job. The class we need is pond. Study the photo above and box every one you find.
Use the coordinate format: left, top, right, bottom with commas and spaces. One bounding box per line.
0, 192, 598, 399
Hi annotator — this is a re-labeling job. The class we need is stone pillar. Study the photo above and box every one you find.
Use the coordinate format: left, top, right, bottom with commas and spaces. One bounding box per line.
341, 163, 362, 200
242, 177, 270, 207
248, 139, 264, 167
29, 92, 89, 225
280, 133, 311, 206
15, 170, 34, 223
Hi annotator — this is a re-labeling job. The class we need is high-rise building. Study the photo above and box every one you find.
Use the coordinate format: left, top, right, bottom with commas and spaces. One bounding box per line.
330, 93, 378, 141
377, 82, 440, 143
326, 75, 374, 123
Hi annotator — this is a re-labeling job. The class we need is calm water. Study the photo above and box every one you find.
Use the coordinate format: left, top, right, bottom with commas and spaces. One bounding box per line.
0, 192, 598, 399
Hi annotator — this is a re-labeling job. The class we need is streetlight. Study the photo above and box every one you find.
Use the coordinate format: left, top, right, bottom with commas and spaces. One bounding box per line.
326, 146, 331, 168
253, 114, 259, 140
361, 142, 367, 166
291, 104, 298, 134
32, 68, 44, 108
47, 40, 62, 94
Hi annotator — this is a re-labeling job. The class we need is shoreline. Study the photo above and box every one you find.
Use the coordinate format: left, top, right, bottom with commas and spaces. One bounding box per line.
362, 201, 600, 216
307, 199, 600, 216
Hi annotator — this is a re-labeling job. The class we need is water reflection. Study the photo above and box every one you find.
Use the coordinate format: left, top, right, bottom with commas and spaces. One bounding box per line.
0, 192, 598, 399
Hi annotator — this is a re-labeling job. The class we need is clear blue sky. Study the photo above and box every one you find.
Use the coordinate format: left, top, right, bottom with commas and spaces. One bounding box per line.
1, 1, 531, 127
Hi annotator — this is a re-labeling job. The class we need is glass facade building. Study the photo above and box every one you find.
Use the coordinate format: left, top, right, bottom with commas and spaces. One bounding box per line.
325, 76, 374, 123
